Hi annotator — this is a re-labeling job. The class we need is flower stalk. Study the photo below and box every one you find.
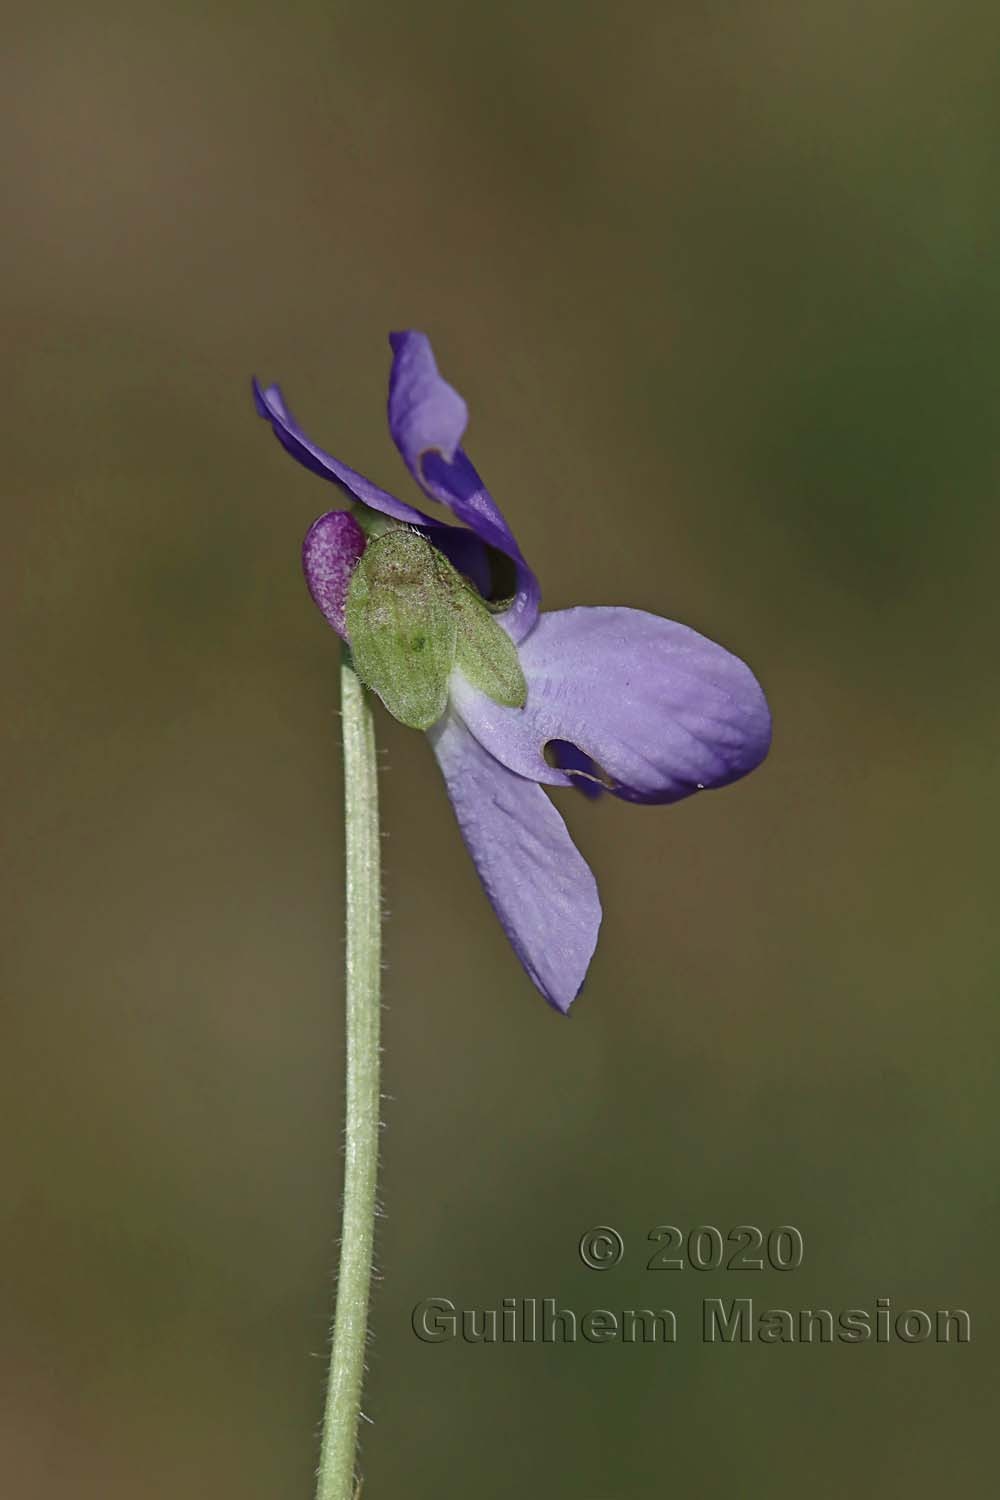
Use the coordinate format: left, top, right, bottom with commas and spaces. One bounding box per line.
315, 648, 382, 1500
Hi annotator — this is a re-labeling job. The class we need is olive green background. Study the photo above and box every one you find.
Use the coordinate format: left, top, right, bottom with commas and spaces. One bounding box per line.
5, 3, 998, 1496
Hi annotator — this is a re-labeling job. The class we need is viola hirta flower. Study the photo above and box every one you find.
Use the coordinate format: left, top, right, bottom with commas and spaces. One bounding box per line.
254, 333, 771, 1013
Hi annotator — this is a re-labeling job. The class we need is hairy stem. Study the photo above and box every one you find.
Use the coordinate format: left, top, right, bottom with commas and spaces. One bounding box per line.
315, 649, 382, 1500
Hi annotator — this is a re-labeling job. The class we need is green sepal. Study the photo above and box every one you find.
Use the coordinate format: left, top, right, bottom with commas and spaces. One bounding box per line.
345, 530, 458, 730
350, 501, 399, 540
345, 527, 527, 729
451, 580, 527, 708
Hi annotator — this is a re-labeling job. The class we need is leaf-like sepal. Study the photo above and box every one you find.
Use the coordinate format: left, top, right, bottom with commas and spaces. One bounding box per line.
345, 527, 527, 729
346, 531, 458, 730
452, 582, 527, 708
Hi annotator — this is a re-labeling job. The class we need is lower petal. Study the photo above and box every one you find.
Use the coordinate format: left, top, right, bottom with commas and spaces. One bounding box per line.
547, 740, 606, 799
428, 712, 601, 1013
451, 606, 772, 804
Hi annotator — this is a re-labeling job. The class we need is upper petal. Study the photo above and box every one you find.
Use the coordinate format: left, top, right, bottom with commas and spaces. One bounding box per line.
428, 711, 601, 1013
386, 330, 468, 467
451, 606, 772, 804
253, 377, 431, 527
387, 332, 540, 642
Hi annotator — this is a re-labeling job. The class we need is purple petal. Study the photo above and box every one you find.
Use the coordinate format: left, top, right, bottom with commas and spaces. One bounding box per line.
386, 330, 469, 464
429, 711, 601, 1013
547, 740, 606, 799
387, 332, 540, 642
451, 606, 772, 805
302, 511, 367, 639
422, 523, 493, 598
253, 377, 431, 527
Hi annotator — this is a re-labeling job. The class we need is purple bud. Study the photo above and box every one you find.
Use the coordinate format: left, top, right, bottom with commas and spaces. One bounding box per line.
302, 511, 367, 639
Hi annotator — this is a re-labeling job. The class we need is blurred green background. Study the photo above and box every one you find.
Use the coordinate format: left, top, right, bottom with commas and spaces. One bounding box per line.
5, 2, 998, 1496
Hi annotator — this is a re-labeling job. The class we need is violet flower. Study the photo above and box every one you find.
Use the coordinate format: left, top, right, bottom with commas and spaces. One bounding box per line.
254, 332, 771, 1013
